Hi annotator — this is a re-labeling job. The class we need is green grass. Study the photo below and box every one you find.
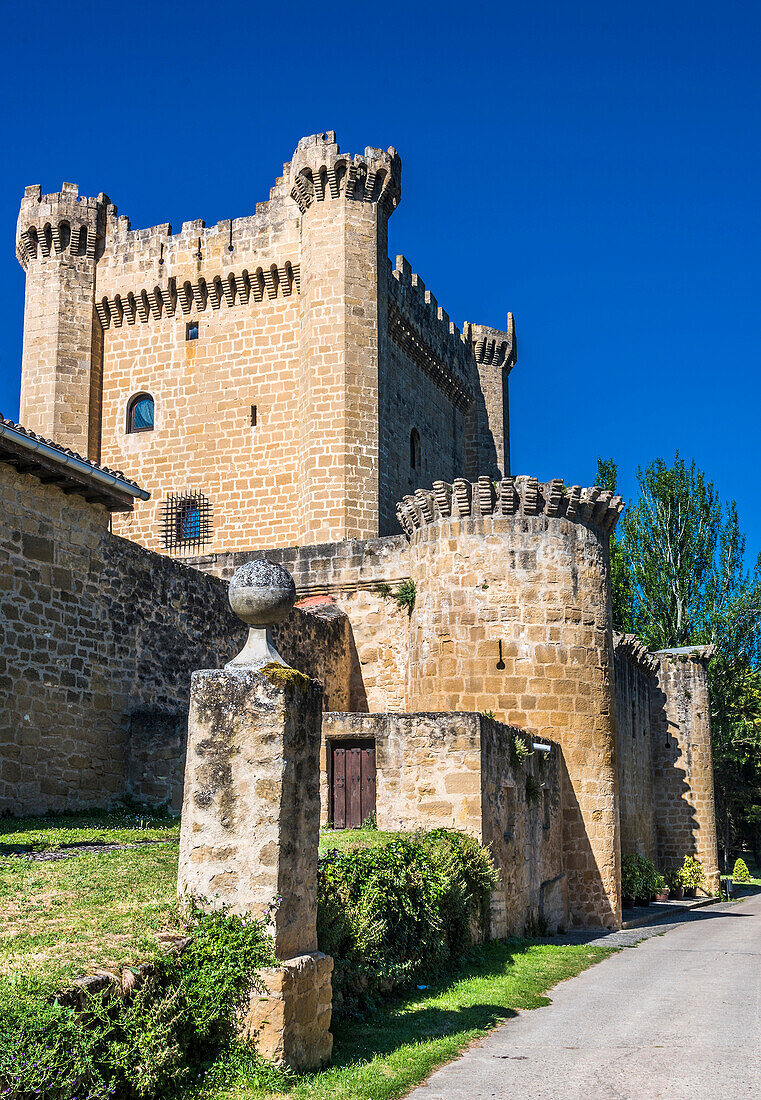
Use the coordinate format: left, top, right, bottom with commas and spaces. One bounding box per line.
318, 825, 403, 854
0, 805, 180, 851
0, 844, 179, 994
199, 939, 613, 1100
0, 811, 617, 1100
0, 814, 395, 998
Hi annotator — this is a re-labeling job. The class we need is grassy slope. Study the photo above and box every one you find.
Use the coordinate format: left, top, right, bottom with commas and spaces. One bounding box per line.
0, 845, 180, 995
202, 940, 613, 1100
0, 815, 399, 996
0, 812, 616, 1100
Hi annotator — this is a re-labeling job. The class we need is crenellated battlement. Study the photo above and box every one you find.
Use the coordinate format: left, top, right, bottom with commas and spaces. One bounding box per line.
16, 183, 113, 269
289, 131, 401, 215
396, 475, 625, 538
614, 632, 657, 673
463, 318, 516, 370
388, 254, 475, 411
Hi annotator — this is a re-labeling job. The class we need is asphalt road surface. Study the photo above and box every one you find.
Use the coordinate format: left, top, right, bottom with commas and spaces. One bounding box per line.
407, 892, 761, 1100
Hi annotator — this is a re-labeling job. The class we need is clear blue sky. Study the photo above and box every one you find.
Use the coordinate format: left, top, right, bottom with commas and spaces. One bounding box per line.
1, 1, 759, 560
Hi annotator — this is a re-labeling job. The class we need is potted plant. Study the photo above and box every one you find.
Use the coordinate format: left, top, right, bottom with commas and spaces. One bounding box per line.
653, 872, 669, 902
677, 855, 707, 898
666, 870, 684, 900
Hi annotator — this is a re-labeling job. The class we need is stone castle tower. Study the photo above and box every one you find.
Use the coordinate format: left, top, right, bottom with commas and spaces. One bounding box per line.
16, 133, 516, 556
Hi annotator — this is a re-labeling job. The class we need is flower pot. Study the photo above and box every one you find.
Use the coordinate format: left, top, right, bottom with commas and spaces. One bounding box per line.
670, 886, 684, 900
622, 896, 636, 909
654, 891, 669, 902
684, 887, 696, 899
634, 896, 650, 908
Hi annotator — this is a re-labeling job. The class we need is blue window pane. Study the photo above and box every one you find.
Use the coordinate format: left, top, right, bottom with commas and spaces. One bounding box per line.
179, 505, 201, 541
131, 397, 154, 431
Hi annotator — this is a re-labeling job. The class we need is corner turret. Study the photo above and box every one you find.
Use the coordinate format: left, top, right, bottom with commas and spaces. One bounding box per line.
463, 316, 517, 479
16, 183, 114, 457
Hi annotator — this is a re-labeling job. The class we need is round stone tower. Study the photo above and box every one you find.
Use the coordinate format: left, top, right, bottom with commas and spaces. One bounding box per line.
16, 183, 113, 458
398, 475, 625, 928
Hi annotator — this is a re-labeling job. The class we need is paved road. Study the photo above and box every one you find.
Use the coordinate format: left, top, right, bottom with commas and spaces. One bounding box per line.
408, 893, 761, 1100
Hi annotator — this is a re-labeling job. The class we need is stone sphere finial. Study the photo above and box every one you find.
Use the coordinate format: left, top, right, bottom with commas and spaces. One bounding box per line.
226, 559, 297, 669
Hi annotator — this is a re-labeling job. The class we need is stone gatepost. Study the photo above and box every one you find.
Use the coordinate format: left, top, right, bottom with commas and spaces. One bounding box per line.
178, 559, 333, 1070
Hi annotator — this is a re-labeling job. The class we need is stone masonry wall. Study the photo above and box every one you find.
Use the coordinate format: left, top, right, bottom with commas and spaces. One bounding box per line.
652, 648, 720, 893
123, 600, 351, 812
321, 712, 566, 937
0, 460, 350, 815
189, 536, 411, 713
0, 460, 243, 814
613, 636, 657, 863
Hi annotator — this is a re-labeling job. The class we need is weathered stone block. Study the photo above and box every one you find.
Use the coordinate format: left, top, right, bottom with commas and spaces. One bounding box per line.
178, 664, 322, 960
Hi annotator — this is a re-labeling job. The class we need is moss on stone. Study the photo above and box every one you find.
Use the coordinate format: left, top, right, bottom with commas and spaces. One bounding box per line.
260, 662, 312, 693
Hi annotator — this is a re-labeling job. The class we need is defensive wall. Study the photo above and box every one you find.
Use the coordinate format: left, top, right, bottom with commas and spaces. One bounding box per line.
16, 133, 516, 559
0, 418, 720, 923
0, 434, 351, 816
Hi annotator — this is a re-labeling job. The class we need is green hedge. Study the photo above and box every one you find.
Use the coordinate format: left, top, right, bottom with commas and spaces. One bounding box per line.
621, 853, 661, 901
0, 906, 274, 1100
317, 829, 499, 1014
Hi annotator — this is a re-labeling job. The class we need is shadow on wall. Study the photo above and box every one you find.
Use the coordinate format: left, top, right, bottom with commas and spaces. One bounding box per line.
560, 755, 620, 930
347, 623, 369, 713
651, 678, 702, 870
464, 369, 501, 482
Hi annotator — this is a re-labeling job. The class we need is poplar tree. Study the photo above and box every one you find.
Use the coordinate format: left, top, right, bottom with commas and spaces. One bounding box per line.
597, 454, 761, 866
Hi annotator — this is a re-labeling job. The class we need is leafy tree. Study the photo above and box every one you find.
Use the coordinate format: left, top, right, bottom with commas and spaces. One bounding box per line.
600, 454, 761, 868
596, 457, 633, 630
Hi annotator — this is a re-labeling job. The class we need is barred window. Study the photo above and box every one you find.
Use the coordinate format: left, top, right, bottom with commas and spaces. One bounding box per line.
161, 492, 212, 552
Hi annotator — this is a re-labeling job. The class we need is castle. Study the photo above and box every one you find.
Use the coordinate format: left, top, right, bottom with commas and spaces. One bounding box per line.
16, 131, 514, 553
1, 132, 719, 932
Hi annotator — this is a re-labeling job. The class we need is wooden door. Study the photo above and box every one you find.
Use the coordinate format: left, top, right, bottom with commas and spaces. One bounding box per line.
331, 740, 376, 829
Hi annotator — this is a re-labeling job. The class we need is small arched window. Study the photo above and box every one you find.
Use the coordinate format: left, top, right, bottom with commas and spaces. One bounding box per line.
410, 428, 421, 471
127, 393, 154, 433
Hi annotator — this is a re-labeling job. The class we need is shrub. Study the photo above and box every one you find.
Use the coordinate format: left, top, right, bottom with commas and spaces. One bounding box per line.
732, 857, 752, 883
317, 829, 498, 1014
652, 872, 668, 896
0, 904, 274, 1100
621, 853, 661, 901
675, 855, 707, 891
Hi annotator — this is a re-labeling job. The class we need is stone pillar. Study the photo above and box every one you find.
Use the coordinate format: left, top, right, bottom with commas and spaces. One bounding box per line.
400, 476, 625, 929
651, 646, 720, 894
178, 561, 333, 1070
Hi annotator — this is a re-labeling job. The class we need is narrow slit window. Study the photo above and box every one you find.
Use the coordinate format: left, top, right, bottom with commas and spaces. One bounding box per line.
250, 405, 257, 426
186, 321, 199, 341
410, 428, 421, 471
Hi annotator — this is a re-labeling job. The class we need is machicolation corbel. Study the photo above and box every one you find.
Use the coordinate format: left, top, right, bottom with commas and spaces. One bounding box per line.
396, 477, 625, 538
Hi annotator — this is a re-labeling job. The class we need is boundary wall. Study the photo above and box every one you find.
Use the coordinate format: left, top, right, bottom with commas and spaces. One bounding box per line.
322, 712, 566, 937
0, 459, 350, 815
